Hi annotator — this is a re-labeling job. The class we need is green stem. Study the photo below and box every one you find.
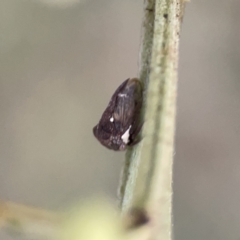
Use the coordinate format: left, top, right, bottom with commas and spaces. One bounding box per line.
119, 0, 185, 239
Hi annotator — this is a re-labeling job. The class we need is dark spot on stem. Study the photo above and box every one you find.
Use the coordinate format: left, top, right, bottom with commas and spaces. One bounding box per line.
126, 208, 149, 229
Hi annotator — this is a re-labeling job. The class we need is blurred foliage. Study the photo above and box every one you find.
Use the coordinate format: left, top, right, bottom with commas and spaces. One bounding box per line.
60, 199, 124, 240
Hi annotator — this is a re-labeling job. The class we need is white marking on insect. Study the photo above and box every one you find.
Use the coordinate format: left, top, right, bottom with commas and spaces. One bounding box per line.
121, 125, 132, 144
110, 117, 114, 122
118, 93, 127, 97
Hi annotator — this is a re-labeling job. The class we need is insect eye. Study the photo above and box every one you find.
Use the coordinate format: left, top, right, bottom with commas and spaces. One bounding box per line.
98, 129, 111, 140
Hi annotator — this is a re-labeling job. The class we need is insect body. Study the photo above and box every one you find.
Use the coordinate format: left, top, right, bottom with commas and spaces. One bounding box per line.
93, 78, 143, 151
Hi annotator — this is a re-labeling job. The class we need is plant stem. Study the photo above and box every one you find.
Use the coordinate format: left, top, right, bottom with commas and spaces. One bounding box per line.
119, 0, 185, 239
0, 201, 61, 239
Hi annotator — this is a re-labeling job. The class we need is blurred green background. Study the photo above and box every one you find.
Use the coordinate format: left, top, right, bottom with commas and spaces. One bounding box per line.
0, 0, 240, 239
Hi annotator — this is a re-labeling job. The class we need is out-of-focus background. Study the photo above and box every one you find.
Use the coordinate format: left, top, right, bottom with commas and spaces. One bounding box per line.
0, 0, 240, 239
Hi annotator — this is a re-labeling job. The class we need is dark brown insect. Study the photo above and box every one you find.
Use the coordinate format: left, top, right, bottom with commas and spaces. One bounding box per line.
93, 78, 143, 151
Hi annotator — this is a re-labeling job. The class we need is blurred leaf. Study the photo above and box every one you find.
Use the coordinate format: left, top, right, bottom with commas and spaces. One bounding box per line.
60, 199, 124, 240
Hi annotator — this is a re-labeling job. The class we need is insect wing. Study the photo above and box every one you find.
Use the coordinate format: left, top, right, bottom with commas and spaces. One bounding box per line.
112, 78, 142, 133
